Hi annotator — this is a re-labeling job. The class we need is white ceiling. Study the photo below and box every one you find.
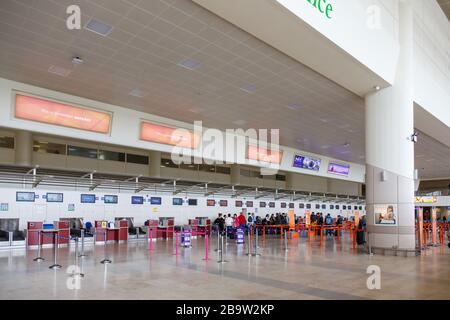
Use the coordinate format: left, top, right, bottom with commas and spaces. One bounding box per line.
0, 0, 448, 179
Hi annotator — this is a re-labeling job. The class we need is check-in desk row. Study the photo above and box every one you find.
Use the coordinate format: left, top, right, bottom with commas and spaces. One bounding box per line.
27, 221, 70, 247
94, 220, 128, 243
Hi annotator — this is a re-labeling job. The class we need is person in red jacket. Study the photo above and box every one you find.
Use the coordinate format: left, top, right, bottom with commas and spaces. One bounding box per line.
238, 212, 247, 228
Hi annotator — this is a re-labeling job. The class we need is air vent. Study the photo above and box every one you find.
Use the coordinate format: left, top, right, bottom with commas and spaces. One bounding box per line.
129, 89, 145, 98
85, 19, 113, 36
48, 65, 71, 77
240, 84, 257, 94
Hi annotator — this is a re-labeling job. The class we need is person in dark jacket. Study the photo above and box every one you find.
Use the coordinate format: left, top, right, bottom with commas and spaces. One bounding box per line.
356, 215, 367, 245
214, 214, 225, 233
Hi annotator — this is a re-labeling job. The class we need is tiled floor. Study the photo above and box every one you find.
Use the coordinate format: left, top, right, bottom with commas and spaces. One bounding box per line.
0, 234, 449, 300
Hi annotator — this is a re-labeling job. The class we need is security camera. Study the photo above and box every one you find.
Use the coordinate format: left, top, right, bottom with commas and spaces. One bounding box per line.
408, 132, 419, 143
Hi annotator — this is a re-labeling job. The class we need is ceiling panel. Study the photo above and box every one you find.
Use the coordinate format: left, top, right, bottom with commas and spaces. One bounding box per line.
0, 0, 448, 179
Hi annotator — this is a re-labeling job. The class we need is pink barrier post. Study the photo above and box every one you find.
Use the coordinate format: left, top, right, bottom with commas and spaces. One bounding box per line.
203, 234, 209, 261
174, 232, 179, 256
149, 228, 153, 252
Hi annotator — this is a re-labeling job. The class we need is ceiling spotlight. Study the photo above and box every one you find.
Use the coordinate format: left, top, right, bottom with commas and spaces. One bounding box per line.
343, 142, 351, 147
374, 85, 381, 91
72, 56, 84, 65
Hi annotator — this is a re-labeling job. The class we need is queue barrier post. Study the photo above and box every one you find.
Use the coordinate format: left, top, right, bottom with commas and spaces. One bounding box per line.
173, 232, 179, 256
49, 233, 62, 270
100, 229, 112, 264
148, 226, 153, 252
284, 230, 289, 252
214, 230, 221, 253
33, 230, 45, 262
71, 236, 85, 278
203, 234, 209, 261
246, 228, 252, 256
217, 233, 228, 264
252, 227, 261, 257
79, 229, 86, 258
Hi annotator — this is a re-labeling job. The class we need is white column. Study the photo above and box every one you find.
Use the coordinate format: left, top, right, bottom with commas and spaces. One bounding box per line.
148, 150, 161, 178
15, 130, 33, 166
285, 172, 294, 190
364, 0, 415, 255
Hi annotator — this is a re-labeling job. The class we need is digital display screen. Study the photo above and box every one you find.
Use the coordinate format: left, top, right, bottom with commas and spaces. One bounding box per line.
15, 94, 111, 134
16, 192, 36, 202
260, 202, 266, 208
321, 204, 326, 209
220, 200, 228, 207
188, 199, 197, 206
173, 198, 183, 206
246, 201, 254, 208
81, 194, 96, 203
140, 121, 200, 149
281, 203, 287, 208
336, 205, 340, 210
235, 201, 243, 208
46, 193, 63, 203
315, 204, 320, 209
293, 155, 321, 171
289, 203, 294, 209
104, 195, 118, 204
354, 206, 358, 210
269, 202, 275, 208
150, 197, 162, 205
343, 205, 347, 210
330, 205, 334, 210
359, 206, 363, 211
328, 163, 350, 176
207, 199, 216, 207
131, 196, 144, 205
306, 204, 311, 209
299, 203, 305, 209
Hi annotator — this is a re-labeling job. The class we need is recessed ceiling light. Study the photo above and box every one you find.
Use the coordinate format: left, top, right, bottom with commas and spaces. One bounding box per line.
374, 85, 381, 91
178, 59, 200, 70
343, 142, 351, 147
85, 18, 113, 36
233, 120, 247, 126
129, 89, 145, 98
48, 65, 71, 77
287, 104, 303, 110
240, 84, 257, 94
72, 56, 83, 65
319, 118, 331, 123
188, 107, 204, 114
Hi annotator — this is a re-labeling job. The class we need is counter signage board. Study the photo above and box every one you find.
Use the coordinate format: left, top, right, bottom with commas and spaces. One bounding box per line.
236, 229, 245, 244
0, 203, 8, 211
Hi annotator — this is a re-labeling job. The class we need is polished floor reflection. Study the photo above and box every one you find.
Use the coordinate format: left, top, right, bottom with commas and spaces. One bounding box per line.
0, 234, 448, 300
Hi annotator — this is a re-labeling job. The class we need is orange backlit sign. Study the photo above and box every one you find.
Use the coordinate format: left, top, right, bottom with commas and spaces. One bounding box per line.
140, 121, 200, 149
247, 145, 283, 164
15, 94, 111, 134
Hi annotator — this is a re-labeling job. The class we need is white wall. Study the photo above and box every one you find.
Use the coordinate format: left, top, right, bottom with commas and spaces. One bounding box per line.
0, 78, 366, 183
0, 186, 365, 230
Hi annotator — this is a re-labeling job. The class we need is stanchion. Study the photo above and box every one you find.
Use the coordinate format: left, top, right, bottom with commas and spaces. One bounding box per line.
33, 230, 45, 262
71, 237, 85, 277
252, 227, 261, 256
217, 234, 228, 264
246, 228, 252, 256
284, 230, 289, 252
148, 226, 153, 252
367, 231, 373, 256
79, 229, 87, 258
203, 234, 209, 261
49, 233, 62, 269
173, 232, 179, 256
100, 229, 111, 264
214, 230, 221, 253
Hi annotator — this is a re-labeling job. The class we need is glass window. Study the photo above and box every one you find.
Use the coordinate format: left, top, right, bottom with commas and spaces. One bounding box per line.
34, 141, 66, 155
180, 163, 198, 171
126, 153, 149, 165
68, 145, 97, 158
199, 164, 215, 173
161, 158, 179, 168
98, 150, 125, 162
0, 136, 14, 149
216, 166, 231, 174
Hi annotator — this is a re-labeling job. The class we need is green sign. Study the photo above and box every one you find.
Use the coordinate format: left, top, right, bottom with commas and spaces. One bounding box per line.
307, 0, 333, 19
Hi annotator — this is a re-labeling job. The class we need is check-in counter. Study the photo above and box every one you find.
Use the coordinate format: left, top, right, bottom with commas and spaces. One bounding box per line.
147, 219, 158, 241
189, 219, 199, 237
94, 220, 107, 243
157, 217, 174, 239
55, 221, 70, 246
196, 217, 211, 236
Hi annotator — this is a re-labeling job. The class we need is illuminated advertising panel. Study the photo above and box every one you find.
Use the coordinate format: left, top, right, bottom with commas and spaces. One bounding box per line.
15, 94, 111, 134
140, 121, 200, 149
328, 163, 350, 176
415, 196, 437, 203
247, 145, 283, 164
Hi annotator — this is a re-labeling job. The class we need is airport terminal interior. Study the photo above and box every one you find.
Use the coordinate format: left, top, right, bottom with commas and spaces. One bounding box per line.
0, 0, 449, 300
